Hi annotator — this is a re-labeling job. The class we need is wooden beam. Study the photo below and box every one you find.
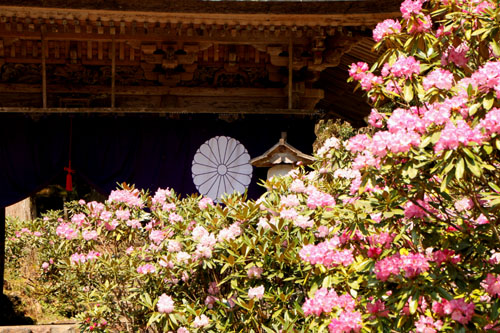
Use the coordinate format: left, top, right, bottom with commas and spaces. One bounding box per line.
288, 37, 292, 110
0, 107, 320, 115
0, 6, 400, 28
0, 28, 311, 45
0, 84, 324, 98
41, 35, 47, 108
111, 38, 116, 108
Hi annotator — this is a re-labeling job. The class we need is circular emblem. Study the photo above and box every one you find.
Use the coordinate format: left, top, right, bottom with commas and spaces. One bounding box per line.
192, 136, 252, 200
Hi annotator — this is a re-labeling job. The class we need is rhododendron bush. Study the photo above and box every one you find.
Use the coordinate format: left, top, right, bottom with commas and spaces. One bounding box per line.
8, 0, 500, 331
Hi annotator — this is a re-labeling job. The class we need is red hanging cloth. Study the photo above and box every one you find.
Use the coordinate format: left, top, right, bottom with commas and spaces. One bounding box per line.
64, 118, 74, 192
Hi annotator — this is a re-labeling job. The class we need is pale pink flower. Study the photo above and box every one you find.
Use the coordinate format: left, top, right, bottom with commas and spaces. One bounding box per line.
176, 251, 191, 263
294, 215, 314, 229
192, 226, 209, 241
137, 264, 156, 274
115, 209, 130, 220
149, 230, 165, 245
167, 240, 182, 252
152, 188, 172, 205
349, 62, 369, 80
108, 189, 144, 207
281, 194, 300, 207
257, 217, 271, 230
41, 262, 49, 270
415, 315, 443, 333
247, 266, 263, 279
126, 219, 141, 229
248, 285, 265, 300
193, 314, 210, 328
169, 212, 184, 223
290, 179, 306, 193
71, 213, 86, 227
82, 230, 98, 241
157, 294, 175, 313
199, 197, 214, 210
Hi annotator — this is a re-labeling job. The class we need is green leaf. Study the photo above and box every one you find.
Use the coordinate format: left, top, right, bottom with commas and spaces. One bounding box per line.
404, 81, 414, 102
455, 158, 465, 180
489, 182, 500, 193
491, 39, 500, 57
483, 94, 495, 110
409, 297, 418, 314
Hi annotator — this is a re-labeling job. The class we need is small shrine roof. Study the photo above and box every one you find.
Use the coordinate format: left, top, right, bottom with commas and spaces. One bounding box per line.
250, 132, 315, 167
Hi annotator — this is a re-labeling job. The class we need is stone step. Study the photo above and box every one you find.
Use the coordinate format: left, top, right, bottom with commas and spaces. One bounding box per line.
0, 325, 77, 333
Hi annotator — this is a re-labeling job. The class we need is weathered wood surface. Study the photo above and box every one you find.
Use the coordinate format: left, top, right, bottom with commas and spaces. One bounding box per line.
5, 198, 33, 222
0, 0, 402, 15
0, 106, 320, 115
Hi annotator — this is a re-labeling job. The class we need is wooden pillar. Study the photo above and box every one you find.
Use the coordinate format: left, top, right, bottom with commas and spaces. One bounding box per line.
0, 207, 5, 295
41, 36, 47, 108
111, 39, 116, 108
288, 36, 293, 110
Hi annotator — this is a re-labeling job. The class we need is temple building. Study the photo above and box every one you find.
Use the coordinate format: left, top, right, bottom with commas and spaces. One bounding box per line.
0, 0, 400, 292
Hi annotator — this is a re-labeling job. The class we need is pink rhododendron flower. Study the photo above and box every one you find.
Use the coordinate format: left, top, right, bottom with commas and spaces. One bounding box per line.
387, 56, 421, 78
82, 230, 98, 241
299, 238, 353, 267
248, 285, 265, 300
280, 208, 298, 220
294, 215, 314, 229
198, 197, 213, 210
257, 217, 271, 230
317, 137, 341, 156
408, 15, 432, 34
306, 188, 335, 209
193, 314, 210, 328
169, 212, 184, 223
100, 210, 112, 222
423, 68, 454, 90
247, 266, 263, 279
281, 194, 300, 207
152, 188, 172, 206
137, 264, 156, 274
328, 310, 362, 333
431, 249, 461, 265
108, 189, 144, 207
217, 222, 242, 242
192, 226, 209, 241
208, 282, 220, 295
349, 62, 369, 80
70, 252, 87, 265
434, 120, 484, 152
115, 209, 130, 220
290, 179, 306, 193
149, 230, 165, 245
482, 273, 500, 297
400, 0, 423, 19
176, 251, 191, 263
71, 213, 86, 227
204, 295, 218, 309
56, 223, 78, 240
442, 42, 469, 67
454, 197, 474, 211
366, 300, 389, 318
157, 294, 174, 313
86, 251, 101, 261
126, 219, 141, 229
415, 315, 443, 333
480, 108, 500, 135
167, 240, 182, 252
372, 19, 401, 42
41, 262, 49, 270
368, 109, 384, 128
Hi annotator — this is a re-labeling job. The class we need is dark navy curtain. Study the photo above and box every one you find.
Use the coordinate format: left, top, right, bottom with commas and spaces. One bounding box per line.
0, 114, 316, 207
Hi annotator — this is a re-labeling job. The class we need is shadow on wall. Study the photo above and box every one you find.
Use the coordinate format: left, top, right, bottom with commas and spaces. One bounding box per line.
0, 293, 35, 325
